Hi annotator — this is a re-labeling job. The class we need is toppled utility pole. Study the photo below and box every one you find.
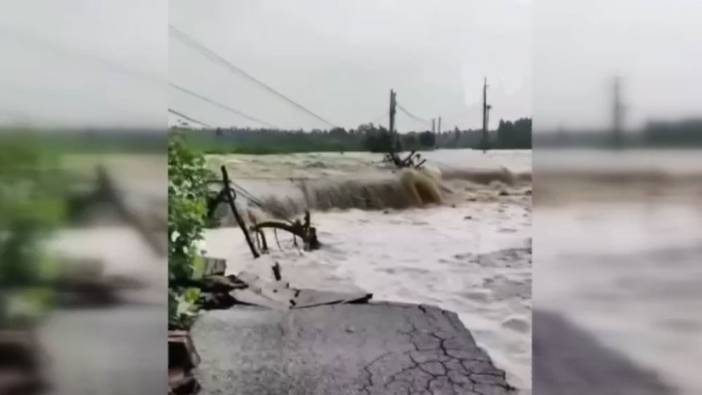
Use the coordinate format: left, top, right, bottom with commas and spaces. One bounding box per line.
384, 89, 425, 169
220, 166, 260, 258
207, 171, 321, 255
68, 166, 167, 256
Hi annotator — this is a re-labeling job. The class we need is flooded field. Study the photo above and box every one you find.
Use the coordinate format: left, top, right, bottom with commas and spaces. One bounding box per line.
202, 149, 533, 392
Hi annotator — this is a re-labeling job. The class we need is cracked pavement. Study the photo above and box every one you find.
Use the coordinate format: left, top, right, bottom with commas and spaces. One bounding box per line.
192, 303, 515, 394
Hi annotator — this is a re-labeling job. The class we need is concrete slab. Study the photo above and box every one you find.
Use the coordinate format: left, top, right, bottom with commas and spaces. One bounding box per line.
201, 257, 227, 277
192, 303, 515, 395
231, 271, 372, 311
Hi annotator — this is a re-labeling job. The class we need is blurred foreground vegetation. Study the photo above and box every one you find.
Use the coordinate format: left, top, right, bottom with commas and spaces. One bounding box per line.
0, 133, 67, 328
0, 128, 165, 328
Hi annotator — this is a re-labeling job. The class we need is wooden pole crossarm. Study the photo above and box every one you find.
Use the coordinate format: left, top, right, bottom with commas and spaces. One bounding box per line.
253, 210, 320, 251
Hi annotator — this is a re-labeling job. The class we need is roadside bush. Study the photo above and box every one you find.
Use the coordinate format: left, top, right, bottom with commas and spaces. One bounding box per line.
168, 132, 213, 329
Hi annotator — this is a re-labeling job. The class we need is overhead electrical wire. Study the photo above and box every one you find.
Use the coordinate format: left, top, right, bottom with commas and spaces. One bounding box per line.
168, 108, 213, 128
396, 103, 431, 125
170, 83, 278, 128
169, 25, 338, 128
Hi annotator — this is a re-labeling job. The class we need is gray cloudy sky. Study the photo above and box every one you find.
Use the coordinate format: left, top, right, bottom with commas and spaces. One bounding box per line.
535, 0, 702, 132
0, 1, 165, 129
170, 0, 531, 132
3, 1, 698, 132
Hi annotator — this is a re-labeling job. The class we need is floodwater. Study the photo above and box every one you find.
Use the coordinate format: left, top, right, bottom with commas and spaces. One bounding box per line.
203, 149, 533, 392
535, 148, 702, 395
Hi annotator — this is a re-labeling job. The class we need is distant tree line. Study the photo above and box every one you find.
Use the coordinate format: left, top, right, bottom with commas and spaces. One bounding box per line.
643, 119, 702, 147
496, 118, 532, 148
536, 118, 702, 148
176, 117, 532, 154
0, 128, 165, 153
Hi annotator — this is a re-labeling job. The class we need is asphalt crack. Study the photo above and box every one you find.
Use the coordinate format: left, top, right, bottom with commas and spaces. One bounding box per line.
355, 306, 515, 394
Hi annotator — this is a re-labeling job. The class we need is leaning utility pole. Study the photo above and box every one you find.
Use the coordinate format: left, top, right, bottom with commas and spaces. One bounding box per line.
481, 77, 491, 152
611, 76, 624, 149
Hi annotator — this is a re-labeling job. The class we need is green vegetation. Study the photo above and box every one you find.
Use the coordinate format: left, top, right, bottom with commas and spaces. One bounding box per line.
168, 131, 214, 329
0, 127, 165, 154
643, 119, 702, 147
0, 133, 67, 328
172, 117, 532, 155
496, 118, 532, 149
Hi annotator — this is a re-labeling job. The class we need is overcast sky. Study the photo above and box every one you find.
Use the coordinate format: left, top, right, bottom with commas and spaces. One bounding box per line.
0, 1, 165, 129
535, 0, 702, 132
170, 0, 531, 132
2, 1, 699, 132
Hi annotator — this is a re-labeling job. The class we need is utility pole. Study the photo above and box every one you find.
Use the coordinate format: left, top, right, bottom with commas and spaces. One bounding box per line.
481, 77, 492, 152
612, 76, 624, 149
389, 89, 397, 151
431, 118, 435, 133
437, 117, 442, 134
221, 166, 259, 258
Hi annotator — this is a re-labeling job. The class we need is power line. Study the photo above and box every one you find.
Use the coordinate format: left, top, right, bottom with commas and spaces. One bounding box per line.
169, 25, 337, 128
168, 108, 213, 128
368, 112, 388, 125
396, 103, 431, 125
170, 83, 278, 128
0, 25, 162, 84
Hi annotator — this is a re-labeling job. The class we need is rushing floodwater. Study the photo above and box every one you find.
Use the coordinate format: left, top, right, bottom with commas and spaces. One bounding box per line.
203, 149, 533, 392
535, 149, 702, 395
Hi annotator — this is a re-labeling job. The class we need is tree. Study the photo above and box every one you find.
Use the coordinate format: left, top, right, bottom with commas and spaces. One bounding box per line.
360, 123, 395, 152
418, 131, 436, 148
329, 127, 347, 138
497, 118, 532, 148
402, 132, 418, 150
